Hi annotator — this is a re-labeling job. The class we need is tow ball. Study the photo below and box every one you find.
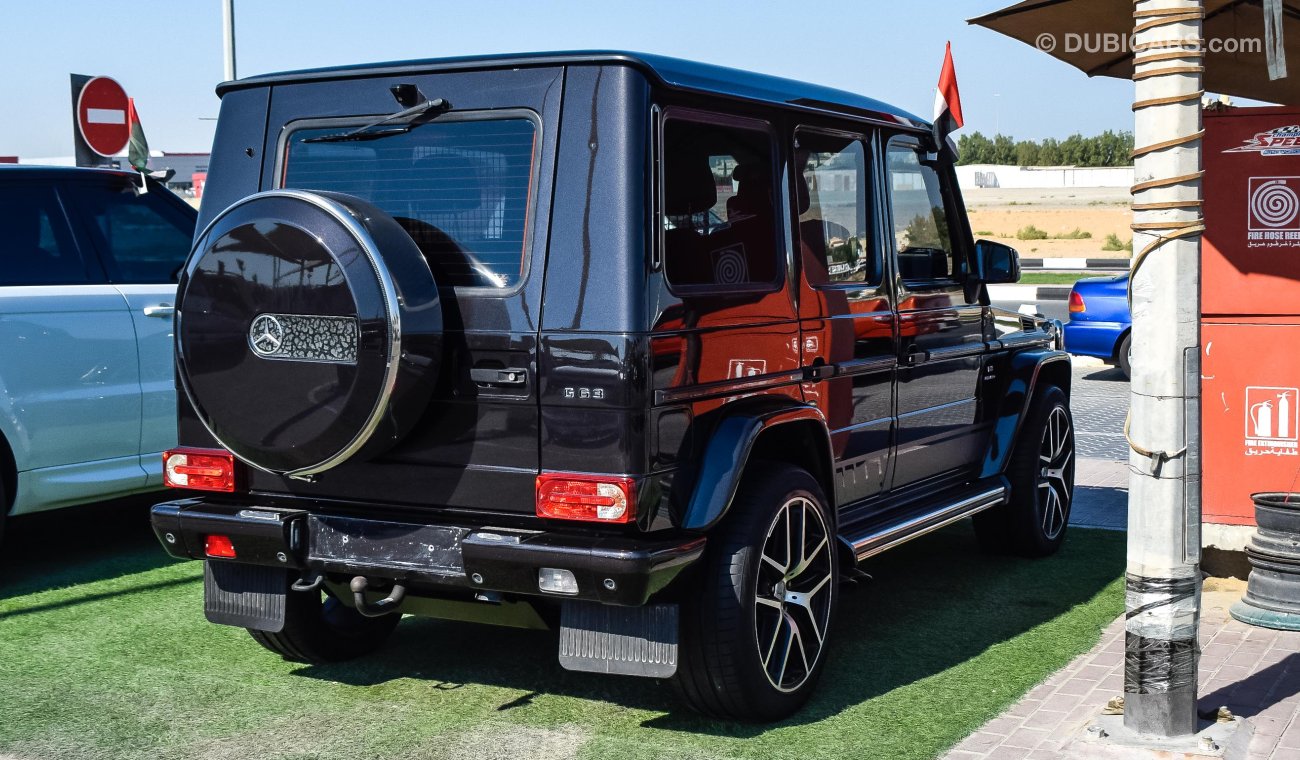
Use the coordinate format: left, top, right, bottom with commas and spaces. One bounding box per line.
349, 576, 407, 617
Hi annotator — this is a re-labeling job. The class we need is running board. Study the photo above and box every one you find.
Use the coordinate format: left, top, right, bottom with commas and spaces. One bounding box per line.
842, 485, 1007, 562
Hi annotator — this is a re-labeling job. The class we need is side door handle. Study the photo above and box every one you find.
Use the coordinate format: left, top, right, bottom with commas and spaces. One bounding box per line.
143, 303, 175, 319
470, 367, 528, 387
902, 345, 930, 366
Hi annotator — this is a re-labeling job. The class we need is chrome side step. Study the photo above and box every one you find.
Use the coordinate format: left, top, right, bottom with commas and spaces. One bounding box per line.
844, 485, 1007, 562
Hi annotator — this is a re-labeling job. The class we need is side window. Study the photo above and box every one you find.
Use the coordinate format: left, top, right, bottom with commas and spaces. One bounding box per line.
69, 181, 195, 284
886, 141, 964, 287
0, 184, 90, 286
661, 113, 780, 292
796, 131, 879, 286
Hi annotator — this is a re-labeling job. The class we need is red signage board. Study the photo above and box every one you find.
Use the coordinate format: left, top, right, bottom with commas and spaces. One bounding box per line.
76, 76, 130, 157
1203, 106, 1300, 317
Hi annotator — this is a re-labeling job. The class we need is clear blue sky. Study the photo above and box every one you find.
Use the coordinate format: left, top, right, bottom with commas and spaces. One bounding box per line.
0, 0, 1138, 158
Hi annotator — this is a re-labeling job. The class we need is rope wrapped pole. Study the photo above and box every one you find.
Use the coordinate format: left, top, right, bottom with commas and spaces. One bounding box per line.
1124, 0, 1204, 737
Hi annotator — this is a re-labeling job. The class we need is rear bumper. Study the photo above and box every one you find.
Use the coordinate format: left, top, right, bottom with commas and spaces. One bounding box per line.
150, 498, 704, 606
1062, 320, 1126, 360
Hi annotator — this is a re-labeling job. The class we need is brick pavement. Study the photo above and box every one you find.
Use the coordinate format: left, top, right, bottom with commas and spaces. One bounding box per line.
940, 456, 1300, 759
1071, 458, 1129, 531
940, 581, 1300, 760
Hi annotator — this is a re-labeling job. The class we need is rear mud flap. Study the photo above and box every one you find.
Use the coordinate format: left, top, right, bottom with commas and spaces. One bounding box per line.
204, 561, 290, 633
558, 601, 678, 678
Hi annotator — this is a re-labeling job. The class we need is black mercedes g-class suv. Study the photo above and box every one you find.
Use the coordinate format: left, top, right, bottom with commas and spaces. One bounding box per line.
151, 51, 1073, 721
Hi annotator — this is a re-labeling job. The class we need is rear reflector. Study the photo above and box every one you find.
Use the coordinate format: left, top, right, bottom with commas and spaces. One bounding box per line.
536, 473, 637, 523
204, 534, 237, 559
1068, 290, 1086, 314
164, 448, 237, 492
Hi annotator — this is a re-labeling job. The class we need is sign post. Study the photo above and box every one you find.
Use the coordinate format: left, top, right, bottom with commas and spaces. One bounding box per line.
70, 74, 131, 167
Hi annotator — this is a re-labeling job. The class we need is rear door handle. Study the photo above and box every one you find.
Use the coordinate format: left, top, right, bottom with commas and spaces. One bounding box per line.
470, 367, 528, 386
143, 303, 175, 319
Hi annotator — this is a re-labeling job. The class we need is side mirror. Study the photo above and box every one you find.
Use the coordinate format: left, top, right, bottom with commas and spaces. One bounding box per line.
974, 239, 1020, 284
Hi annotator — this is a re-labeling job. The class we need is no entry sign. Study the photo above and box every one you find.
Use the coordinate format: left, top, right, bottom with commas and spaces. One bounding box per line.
76, 76, 130, 157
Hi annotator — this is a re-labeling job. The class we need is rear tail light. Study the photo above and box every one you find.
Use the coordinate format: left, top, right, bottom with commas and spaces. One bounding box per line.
164, 448, 238, 492
1068, 290, 1086, 314
536, 473, 637, 524
204, 534, 237, 558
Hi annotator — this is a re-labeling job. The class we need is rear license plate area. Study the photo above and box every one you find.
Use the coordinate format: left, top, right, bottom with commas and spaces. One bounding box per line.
307, 515, 470, 581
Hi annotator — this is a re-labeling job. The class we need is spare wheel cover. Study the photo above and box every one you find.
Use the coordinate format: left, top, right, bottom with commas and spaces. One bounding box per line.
176, 190, 442, 478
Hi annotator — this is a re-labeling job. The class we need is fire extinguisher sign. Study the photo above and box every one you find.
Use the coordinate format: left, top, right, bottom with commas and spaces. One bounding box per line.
1245, 386, 1300, 456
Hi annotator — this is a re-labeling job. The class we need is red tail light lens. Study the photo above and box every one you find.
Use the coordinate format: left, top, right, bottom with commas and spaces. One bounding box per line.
204, 534, 237, 559
536, 473, 637, 523
1068, 290, 1086, 314
163, 448, 238, 492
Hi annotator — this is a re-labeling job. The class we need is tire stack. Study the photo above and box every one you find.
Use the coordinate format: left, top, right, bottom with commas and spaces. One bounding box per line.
1231, 492, 1300, 630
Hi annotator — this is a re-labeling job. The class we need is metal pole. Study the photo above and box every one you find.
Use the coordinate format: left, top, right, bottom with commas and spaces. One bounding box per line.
1124, 0, 1205, 737
221, 0, 237, 81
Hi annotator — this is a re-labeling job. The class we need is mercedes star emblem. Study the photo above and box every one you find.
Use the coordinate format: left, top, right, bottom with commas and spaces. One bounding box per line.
249, 314, 284, 356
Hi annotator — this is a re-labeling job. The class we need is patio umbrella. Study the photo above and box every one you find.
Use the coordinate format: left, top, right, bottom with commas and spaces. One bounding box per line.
970, 0, 1300, 104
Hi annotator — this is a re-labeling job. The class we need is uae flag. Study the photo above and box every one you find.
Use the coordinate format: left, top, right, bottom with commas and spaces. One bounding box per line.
127, 98, 149, 173
933, 42, 965, 146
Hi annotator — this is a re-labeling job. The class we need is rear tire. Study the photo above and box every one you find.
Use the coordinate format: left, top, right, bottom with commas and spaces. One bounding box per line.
1117, 334, 1132, 379
247, 588, 400, 664
974, 385, 1075, 557
673, 463, 838, 721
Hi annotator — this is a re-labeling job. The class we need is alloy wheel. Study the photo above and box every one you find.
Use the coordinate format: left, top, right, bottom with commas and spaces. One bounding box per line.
754, 497, 834, 693
1037, 406, 1074, 540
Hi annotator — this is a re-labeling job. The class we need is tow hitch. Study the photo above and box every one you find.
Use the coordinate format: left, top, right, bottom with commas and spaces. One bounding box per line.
350, 576, 407, 617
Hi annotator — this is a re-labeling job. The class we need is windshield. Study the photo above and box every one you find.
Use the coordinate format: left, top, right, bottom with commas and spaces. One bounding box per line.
282, 114, 538, 289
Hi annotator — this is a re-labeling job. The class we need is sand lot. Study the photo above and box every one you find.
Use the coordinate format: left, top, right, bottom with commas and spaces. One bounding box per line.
963, 187, 1134, 259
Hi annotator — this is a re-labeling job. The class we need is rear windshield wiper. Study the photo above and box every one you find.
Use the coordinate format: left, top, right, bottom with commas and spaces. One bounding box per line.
302, 98, 452, 144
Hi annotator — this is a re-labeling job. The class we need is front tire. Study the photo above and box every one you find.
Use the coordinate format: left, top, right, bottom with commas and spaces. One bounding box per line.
674, 464, 838, 721
248, 587, 401, 664
974, 385, 1075, 557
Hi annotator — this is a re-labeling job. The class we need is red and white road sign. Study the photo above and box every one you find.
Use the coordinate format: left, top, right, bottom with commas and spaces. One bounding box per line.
76, 76, 130, 157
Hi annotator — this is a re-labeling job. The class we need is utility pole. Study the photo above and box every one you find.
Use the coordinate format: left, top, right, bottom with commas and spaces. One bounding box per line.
1124, 0, 1205, 737
221, 0, 237, 81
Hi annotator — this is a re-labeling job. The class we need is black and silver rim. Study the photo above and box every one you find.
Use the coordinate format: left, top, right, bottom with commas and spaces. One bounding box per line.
1038, 406, 1074, 540
754, 496, 833, 693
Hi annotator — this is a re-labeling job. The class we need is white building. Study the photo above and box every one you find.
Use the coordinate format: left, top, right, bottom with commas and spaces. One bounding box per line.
955, 163, 1135, 190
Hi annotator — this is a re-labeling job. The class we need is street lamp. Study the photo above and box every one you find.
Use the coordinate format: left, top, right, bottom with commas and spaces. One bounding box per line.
222, 0, 237, 81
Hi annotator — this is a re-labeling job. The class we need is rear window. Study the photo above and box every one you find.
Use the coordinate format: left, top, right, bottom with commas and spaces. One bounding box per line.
282, 114, 539, 290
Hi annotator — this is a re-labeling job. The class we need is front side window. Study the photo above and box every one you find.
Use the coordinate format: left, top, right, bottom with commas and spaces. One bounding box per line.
661, 114, 780, 292
67, 180, 195, 284
283, 115, 539, 290
886, 141, 963, 286
796, 131, 879, 286
0, 184, 89, 286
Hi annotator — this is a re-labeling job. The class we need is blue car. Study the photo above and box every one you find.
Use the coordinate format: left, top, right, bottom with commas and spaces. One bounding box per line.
1063, 273, 1131, 378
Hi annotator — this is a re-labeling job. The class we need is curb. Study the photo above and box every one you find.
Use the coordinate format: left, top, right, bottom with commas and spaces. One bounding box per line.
987, 284, 1072, 302
1020, 257, 1128, 271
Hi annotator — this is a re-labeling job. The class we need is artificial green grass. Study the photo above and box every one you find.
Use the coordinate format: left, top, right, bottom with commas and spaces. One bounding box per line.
0, 505, 1125, 760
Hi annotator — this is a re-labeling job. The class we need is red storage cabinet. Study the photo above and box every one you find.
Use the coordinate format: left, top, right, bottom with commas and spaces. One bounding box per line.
1202, 106, 1300, 527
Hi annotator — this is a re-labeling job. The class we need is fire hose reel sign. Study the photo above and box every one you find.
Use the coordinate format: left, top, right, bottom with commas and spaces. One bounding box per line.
1245, 386, 1299, 456
1247, 177, 1300, 248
